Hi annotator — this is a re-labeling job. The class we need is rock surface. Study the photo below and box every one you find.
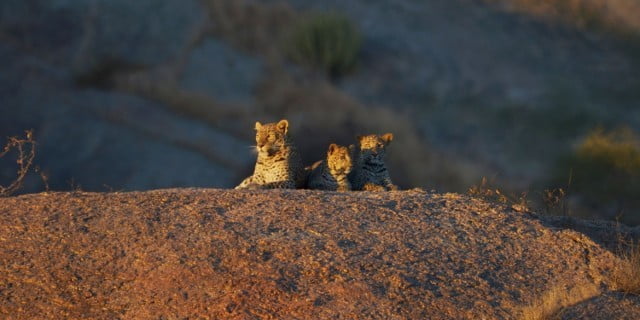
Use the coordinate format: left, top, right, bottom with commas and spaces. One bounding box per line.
561, 292, 640, 320
0, 189, 633, 319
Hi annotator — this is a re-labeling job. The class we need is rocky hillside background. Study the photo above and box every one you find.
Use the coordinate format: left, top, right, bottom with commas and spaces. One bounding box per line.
1, 189, 639, 319
1, 0, 639, 224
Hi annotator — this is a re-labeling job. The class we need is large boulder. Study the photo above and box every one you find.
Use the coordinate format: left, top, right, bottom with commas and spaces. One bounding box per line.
0, 190, 626, 319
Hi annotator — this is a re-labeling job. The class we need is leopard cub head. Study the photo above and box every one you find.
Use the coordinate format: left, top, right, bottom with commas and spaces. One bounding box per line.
255, 119, 289, 156
326, 143, 352, 175
356, 133, 393, 165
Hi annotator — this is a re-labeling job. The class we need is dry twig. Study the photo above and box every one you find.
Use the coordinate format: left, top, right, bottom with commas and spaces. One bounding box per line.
0, 130, 36, 196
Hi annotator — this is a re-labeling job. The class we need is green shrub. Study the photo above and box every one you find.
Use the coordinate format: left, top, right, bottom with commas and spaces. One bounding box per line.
560, 127, 640, 219
286, 12, 362, 78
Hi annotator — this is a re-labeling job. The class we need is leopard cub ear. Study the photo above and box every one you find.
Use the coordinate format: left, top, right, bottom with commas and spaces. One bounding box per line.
277, 119, 289, 134
328, 143, 338, 154
255, 121, 262, 130
381, 133, 394, 144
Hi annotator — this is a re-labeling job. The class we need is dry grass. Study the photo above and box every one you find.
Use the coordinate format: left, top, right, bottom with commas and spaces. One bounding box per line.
541, 188, 570, 216
468, 177, 530, 212
488, 0, 640, 38
613, 243, 640, 295
557, 127, 640, 224
520, 242, 640, 319
519, 283, 600, 320
0, 130, 36, 197
575, 127, 640, 174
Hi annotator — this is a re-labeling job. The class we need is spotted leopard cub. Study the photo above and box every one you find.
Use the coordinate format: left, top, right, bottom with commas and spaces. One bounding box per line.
235, 120, 305, 189
306, 143, 353, 191
348, 133, 398, 191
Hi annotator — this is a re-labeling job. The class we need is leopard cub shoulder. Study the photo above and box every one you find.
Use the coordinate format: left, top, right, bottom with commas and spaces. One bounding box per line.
235, 119, 305, 189
306, 143, 353, 192
348, 133, 398, 191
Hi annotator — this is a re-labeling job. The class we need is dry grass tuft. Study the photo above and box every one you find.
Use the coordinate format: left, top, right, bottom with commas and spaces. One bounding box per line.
468, 177, 530, 212
0, 130, 36, 196
519, 283, 600, 320
541, 188, 570, 216
613, 243, 640, 295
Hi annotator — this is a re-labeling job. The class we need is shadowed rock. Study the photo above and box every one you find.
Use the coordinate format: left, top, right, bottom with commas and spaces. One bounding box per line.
561, 292, 640, 320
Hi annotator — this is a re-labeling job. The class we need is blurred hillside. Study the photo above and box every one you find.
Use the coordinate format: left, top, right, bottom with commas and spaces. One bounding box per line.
1, 0, 639, 224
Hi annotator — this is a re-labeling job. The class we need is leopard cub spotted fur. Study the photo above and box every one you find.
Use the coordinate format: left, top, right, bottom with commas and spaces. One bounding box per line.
348, 133, 398, 191
306, 143, 353, 191
235, 120, 305, 189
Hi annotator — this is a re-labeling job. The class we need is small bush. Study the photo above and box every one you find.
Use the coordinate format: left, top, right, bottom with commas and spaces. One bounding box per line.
286, 12, 362, 78
560, 127, 640, 218
613, 243, 640, 295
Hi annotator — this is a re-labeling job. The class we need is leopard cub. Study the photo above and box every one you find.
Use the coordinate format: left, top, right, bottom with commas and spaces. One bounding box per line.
348, 133, 398, 191
306, 143, 353, 192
